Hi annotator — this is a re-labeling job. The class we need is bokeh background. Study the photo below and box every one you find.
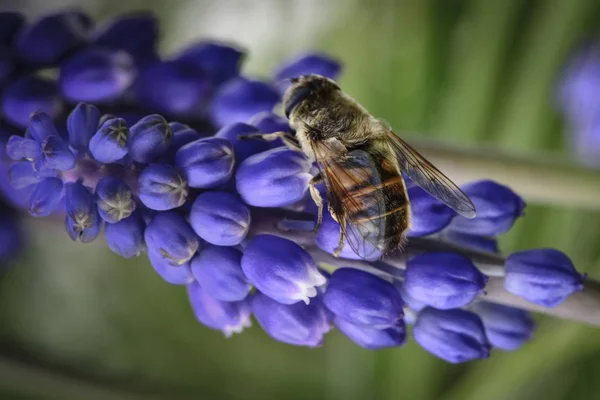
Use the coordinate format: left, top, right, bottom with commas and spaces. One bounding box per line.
1, 0, 600, 399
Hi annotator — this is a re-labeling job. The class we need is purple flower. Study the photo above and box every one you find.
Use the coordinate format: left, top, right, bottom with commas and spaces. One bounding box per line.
95, 177, 135, 223
144, 211, 200, 266
471, 302, 535, 351
175, 137, 235, 189
138, 164, 188, 211
413, 307, 491, 363
148, 250, 194, 285
2, 76, 63, 128
241, 234, 326, 304
407, 184, 456, 237
334, 318, 405, 350
215, 123, 269, 163
66, 103, 101, 152
273, 52, 341, 94
323, 268, 403, 328
504, 248, 584, 307
190, 245, 250, 302
89, 117, 129, 163
189, 191, 250, 246
28, 177, 63, 216
404, 252, 488, 309
128, 114, 173, 164
188, 281, 251, 336
252, 292, 330, 347
176, 41, 244, 85
104, 211, 145, 258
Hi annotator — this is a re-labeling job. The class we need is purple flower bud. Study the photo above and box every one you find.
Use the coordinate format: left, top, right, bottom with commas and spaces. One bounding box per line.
65, 208, 103, 243
148, 250, 194, 285
15, 11, 90, 66
471, 302, 535, 351
189, 191, 250, 246
188, 281, 251, 336
440, 230, 499, 253
447, 180, 525, 236
215, 123, 269, 163
176, 41, 244, 86
96, 177, 135, 223
248, 111, 291, 133
274, 53, 341, 94
504, 248, 584, 307
29, 177, 63, 216
241, 234, 326, 304
89, 117, 129, 163
91, 13, 158, 67
210, 77, 280, 127
6, 135, 39, 160
135, 60, 210, 118
404, 252, 488, 309
65, 181, 96, 231
252, 292, 330, 347
407, 184, 456, 237
323, 268, 403, 328
138, 164, 188, 211
144, 211, 200, 266
59, 49, 136, 103
128, 114, 173, 164
8, 161, 54, 189
158, 123, 204, 164
190, 245, 250, 301
2, 77, 63, 129
40, 135, 75, 171
236, 148, 311, 207
315, 208, 384, 261
104, 211, 145, 258
413, 307, 491, 363
175, 137, 234, 189
334, 318, 406, 350
0, 12, 24, 45
67, 103, 101, 152
28, 110, 60, 143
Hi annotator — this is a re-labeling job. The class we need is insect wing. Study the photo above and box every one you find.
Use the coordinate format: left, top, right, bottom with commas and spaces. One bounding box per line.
311, 139, 385, 260
385, 131, 476, 218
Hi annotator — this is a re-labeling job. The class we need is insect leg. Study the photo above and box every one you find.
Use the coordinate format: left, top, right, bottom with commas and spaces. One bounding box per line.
333, 215, 346, 257
239, 131, 301, 150
308, 173, 323, 232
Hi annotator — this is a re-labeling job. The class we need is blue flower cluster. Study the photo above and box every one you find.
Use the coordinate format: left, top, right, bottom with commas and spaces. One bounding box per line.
0, 10, 587, 363
558, 42, 600, 165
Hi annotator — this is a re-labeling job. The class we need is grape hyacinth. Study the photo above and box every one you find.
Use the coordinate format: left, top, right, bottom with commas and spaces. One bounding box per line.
0, 9, 594, 364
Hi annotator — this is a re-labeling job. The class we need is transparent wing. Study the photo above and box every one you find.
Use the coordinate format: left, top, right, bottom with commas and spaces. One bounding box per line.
385, 131, 476, 218
311, 139, 385, 261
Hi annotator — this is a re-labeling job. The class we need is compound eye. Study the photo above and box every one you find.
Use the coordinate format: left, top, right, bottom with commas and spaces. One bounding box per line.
284, 86, 311, 118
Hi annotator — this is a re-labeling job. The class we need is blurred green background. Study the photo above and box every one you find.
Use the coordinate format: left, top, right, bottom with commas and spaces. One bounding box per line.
2, 0, 600, 399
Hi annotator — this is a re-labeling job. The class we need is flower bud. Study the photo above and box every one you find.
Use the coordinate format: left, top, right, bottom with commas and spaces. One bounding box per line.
6, 135, 39, 160
91, 14, 158, 67
64, 182, 96, 232
252, 292, 330, 347
28, 177, 63, 216
15, 11, 90, 66
65, 208, 103, 243
40, 135, 75, 171
148, 250, 194, 285
176, 41, 244, 85
144, 211, 200, 266
471, 302, 535, 351
89, 117, 129, 163
504, 248, 584, 307
138, 164, 188, 211
175, 137, 234, 189
210, 77, 279, 127
215, 123, 269, 163
28, 110, 60, 143
104, 212, 145, 258
128, 114, 173, 164
404, 252, 488, 309
447, 180, 525, 236
236, 148, 311, 207
188, 281, 251, 337
1, 76, 62, 128
9, 161, 54, 189
241, 234, 326, 304
189, 191, 250, 246
59, 49, 136, 103
190, 245, 250, 302
67, 103, 101, 152
323, 268, 403, 328
334, 318, 405, 350
413, 307, 491, 363
407, 184, 456, 237
135, 60, 210, 118
95, 177, 135, 223
248, 111, 291, 133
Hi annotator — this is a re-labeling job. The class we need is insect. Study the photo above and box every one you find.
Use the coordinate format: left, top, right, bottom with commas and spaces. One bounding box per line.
244, 74, 476, 260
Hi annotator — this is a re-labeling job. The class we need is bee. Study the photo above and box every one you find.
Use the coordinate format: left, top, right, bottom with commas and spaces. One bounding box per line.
245, 74, 476, 261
